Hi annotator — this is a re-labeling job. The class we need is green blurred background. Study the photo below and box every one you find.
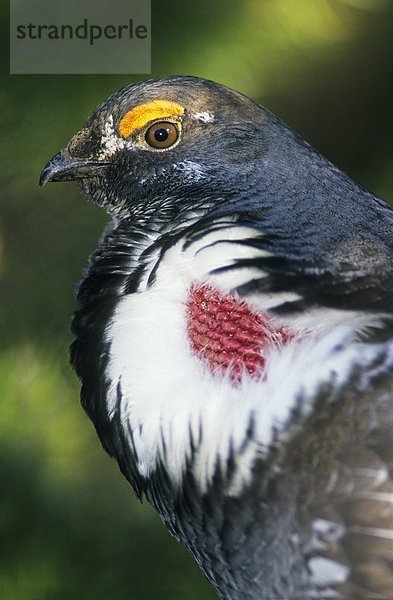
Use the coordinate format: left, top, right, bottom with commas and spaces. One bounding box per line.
1, 1, 392, 598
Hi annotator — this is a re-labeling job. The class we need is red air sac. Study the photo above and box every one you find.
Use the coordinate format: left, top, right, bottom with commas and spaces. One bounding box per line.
186, 284, 294, 382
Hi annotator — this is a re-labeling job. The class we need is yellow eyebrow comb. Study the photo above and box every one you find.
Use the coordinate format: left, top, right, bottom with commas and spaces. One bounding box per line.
118, 100, 185, 138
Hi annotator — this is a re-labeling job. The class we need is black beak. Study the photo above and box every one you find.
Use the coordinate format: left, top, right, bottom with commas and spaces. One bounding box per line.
39, 148, 111, 187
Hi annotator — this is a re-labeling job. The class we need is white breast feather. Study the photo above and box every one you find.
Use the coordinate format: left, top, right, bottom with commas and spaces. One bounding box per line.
104, 222, 390, 493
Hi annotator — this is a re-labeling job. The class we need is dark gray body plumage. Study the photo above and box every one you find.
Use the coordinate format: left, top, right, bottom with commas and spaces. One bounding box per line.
142, 346, 393, 599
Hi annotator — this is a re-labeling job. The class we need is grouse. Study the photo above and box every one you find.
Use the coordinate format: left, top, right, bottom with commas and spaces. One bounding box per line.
40, 76, 393, 599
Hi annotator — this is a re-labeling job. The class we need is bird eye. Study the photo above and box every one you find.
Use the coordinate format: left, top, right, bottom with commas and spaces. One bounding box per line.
145, 121, 179, 149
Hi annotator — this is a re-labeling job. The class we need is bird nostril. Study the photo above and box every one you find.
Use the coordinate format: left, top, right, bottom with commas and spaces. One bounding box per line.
67, 128, 99, 161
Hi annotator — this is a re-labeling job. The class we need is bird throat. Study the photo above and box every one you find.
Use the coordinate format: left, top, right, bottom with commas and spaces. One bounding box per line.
187, 284, 294, 382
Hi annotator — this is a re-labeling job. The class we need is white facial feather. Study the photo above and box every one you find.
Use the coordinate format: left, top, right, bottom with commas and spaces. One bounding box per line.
308, 557, 349, 588
193, 111, 215, 123
98, 115, 126, 160
172, 160, 206, 182
104, 221, 391, 493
